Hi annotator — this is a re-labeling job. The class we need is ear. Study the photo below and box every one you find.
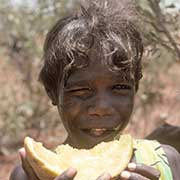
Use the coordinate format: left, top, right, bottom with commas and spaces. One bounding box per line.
46, 90, 58, 105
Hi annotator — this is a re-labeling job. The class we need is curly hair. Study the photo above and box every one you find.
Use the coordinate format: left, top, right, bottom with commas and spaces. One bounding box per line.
39, 0, 143, 104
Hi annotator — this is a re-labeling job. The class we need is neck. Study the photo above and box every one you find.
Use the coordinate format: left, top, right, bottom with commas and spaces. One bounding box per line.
63, 136, 80, 148
63, 132, 123, 149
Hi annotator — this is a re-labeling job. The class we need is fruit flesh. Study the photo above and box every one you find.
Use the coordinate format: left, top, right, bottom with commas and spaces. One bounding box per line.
24, 134, 133, 180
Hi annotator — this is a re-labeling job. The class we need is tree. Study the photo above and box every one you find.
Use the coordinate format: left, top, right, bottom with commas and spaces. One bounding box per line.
136, 0, 180, 60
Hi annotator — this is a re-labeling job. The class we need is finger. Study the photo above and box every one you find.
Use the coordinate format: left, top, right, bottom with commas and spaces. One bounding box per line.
127, 163, 160, 180
121, 171, 149, 180
128, 172, 150, 180
19, 148, 40, 180
96, 172, 111, 180
120, 171, 131, 180
54, 168, 77, 180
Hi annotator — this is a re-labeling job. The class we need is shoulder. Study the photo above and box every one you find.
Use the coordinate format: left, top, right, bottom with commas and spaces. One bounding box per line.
162, 144, 180, 164
162, 144, 180, 180
9, 165, 28, 180
146, 123, 180, 153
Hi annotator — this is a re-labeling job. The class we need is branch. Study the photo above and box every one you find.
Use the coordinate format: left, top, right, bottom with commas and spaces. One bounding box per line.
148, 0, 180, 59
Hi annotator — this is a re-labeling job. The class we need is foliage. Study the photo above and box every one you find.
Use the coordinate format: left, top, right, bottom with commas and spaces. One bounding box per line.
136, 0, 180, 59
0, 0, 73, 153
0, 0, 179, 153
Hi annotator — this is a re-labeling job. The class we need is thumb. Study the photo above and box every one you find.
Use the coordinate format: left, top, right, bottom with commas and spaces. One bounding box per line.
96, 172, 111, 180
54, 168, 77, 180
19, 148, 26, 161
18, 148, 40, 180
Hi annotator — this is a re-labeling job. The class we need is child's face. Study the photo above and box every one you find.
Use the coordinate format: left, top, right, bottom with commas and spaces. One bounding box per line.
58, 50, 135, 149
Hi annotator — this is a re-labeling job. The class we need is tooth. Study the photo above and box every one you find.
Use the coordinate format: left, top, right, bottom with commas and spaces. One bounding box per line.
89, 129, 105, 136
94, 129, 100, 131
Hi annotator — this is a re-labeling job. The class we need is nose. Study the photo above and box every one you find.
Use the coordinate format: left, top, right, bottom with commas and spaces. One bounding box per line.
88, 93, 114, 117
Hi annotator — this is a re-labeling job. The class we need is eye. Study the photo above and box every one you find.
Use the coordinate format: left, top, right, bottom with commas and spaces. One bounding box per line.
112, 84, 132, 92
66, 87, 92, 99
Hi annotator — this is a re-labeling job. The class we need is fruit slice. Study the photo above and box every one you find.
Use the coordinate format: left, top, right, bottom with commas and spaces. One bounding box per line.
24, 134, 133, 180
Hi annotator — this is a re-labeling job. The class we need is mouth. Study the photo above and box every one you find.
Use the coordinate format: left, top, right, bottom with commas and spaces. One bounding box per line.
81, 125, 122, 137
84, 128, 109, 137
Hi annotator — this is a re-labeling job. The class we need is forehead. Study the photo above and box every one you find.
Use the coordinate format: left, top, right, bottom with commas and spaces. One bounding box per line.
66, 54, 134, 86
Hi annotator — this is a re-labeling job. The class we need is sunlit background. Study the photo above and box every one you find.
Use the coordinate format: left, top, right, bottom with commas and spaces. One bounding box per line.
0, 0, 180, 179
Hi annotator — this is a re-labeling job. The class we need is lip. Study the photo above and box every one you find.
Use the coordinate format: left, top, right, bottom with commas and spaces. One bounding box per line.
76, 118, 124, 139
76, 117, 121, 129
80, 123, 122, 134
77, 123, 121, 130
80, 124, 122, 138
81, 128, 114, 137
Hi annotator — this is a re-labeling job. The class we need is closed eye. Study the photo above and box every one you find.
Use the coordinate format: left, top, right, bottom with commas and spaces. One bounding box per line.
65, 87, 92, 99
67, 87, 91, 93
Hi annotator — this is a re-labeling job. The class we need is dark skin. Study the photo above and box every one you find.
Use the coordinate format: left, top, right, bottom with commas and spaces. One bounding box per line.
10, 50, 180, 180
60, 59, 134, 149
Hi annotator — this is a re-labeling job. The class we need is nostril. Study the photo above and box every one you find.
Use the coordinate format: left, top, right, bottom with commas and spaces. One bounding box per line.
88, 106, 113, 117
87, 93, 114, 116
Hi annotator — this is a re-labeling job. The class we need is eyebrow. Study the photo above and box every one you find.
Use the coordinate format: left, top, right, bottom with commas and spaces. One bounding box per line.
65, 75, 134, 89
65, 80, 90, 89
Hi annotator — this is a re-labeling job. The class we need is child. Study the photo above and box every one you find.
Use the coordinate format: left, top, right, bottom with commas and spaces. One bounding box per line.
10, 0, 180, 180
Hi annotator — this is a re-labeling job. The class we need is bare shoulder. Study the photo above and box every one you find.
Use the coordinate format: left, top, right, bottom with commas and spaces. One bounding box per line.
162, 144, 180, 180
9, 165, 28, 180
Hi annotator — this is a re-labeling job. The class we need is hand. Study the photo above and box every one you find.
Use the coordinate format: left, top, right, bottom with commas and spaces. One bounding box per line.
19, 148, 40, 180
96, 173, 111, 180
19, 148, 78, 180
54, 170, 111, 180
119, 163, 160, 180
53, 168, 77, 180
55, 163, 160, 180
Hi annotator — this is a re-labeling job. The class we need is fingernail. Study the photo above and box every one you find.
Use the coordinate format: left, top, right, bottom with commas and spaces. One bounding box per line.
66, 168, 77, 178
18, 148, 26, 159
121, 171, 131, 179
100, 172, 111, 180
128, 163, 136, 171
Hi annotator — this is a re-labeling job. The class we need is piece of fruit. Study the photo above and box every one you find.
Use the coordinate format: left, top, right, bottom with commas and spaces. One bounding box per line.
24, 134, 133, 180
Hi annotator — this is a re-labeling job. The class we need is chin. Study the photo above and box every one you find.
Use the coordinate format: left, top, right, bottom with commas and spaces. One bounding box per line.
76, 131, 119, 149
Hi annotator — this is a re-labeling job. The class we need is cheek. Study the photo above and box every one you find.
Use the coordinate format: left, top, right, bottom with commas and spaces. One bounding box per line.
61, 95, 84, 121
114, 95, 134, 116
114, 96, 134, 130
124, 96, 134, 112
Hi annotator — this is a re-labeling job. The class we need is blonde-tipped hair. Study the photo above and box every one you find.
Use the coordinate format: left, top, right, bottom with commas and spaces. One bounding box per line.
39, 0, 143, 102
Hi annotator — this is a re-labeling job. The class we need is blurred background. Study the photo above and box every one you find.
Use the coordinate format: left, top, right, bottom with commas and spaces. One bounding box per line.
0, 0, 180, 179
